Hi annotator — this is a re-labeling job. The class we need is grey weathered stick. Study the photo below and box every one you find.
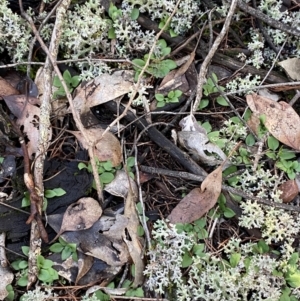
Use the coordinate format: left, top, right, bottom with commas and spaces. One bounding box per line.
193, 0, 238, 111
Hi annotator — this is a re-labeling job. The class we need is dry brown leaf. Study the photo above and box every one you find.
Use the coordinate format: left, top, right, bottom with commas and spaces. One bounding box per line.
247, 93, 300, 150
278, 180, 299, 203
278, 58, 300, 81
122, 187, 144, 287
3, 95, 44, 158
72, 71, 134, 123
0, 76, 19, 97
168, 165, 223, 224
50, 197, 102, 243
68, 128, 122, 166
75, 254, 94, 284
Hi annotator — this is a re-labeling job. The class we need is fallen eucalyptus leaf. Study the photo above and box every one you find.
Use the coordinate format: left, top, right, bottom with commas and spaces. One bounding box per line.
50, 197, 102, 243
247, 93, 300, 150
168, 165, 223, 224
68, 128, 122, 166
278, 58, 300, 81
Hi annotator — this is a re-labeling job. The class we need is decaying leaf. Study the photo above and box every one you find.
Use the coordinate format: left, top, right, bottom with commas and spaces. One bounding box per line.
0, 76, 19, 97
72, 70, 135, 125
278, 180, 299, 203
3, 95, 45, 158
247, 94, 300, 150
122, 185, 144, 287
75, 253, 94, 284
178, 115, 227, 166
0, 233, 13, 300
68, 128, 122, 166
50, 197, 102, 243
168, 165, 223, 224
278, 58, 300, 81
104, 170, 138, 198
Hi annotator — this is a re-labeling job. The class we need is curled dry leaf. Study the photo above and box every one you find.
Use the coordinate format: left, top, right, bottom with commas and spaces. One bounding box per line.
168, 165, 223, 224
278, 180, 299, 203
178, 115, 227, 166
68, 128, 122, 166
50, 197, 102, 243
247, 93, 300, 150
3, 95, 45, 158
72, 70, 134, 123
0, 76, 19, 97
278, 58, 300, 81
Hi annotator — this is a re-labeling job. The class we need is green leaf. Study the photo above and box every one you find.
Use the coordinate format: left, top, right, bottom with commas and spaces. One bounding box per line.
127, 156, 135, 167
193, 244, 205, 256
62, 247, 72, 261
216, 96, 229, 106
229, 253, 241, 268
201, 121, 212, 133
279, 149, 296, 160
246, 134, 255, 146
268, 135, 279, 151
198, 99, 209, 110
158, 20, 165, 29
181, 251, 193, 268
286, 271, 300, 288
78, 162, 87, 170
18, 260, 28, 269
169, 28, 178, 37
288, 253, 299, 265
103, 160, 113, 171
157, 39, 167, 49
155, 94, 165, 102
108, 27, 116, 39
224, 207, 236, 218
280, 288, 291, 301
5, 284, 14, 301
194, 217, 206, 228
22, 246, 30, 256
11, 260, 22, 270
132, 59, 145, 68
197, 228, 208, 239
71, 76, 80, 87
59, 236, 67, 246
95, 290, 111, 301
42, 259, 53, 269
52, 188, 66, 197
53, 75, 62, 88
100, 172, 114, 184
38, 269, 51, 282
63, 70, 72, 83
168, 91, 175, 98
156, 101, 166, 107
21, 192, 30, 208
163, 59, 176, 70
174, 90, 182, 98
17, 275, 28, 287
161, 47, 171, 56
266, 150, 277, 160
137, 225, 144, 236
49, 243, 64, 253
45, 189, 56, 198
130, 8, 139, 20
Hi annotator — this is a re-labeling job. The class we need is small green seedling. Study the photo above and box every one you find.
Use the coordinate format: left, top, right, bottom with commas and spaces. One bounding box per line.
78, 159, 120, 188
155, 89, 182, 107
22, 188, 66, 211
159, 16, 178, 37
50, 237, 78, 261
132, 39, 177, 80
53, 69, 80, 99
11, 246, 58, 286
198, 73, 228, 109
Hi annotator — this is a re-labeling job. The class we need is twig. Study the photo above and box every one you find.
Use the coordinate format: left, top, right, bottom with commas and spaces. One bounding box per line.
193, 0, 238, 111
234, 0, 300, 37
140, 165, 300, 213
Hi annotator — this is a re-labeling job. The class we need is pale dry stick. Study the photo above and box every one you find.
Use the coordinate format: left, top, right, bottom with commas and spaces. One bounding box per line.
289, 90, 300, 106
193, 0, 238, 111
134, 144, 151, 249
19, 0, 71, 287
19, 0, 103, 204
101, 0, 183, 138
